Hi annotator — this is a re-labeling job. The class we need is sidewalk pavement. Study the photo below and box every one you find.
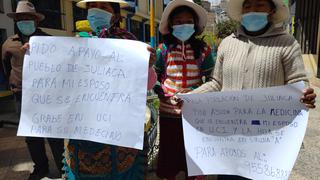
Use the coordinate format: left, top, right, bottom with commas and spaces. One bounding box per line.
0, 55, 319, 180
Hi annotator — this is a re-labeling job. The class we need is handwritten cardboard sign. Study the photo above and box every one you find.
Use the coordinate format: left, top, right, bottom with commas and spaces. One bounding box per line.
17, 36, 150, 150
178, 82, 309, 180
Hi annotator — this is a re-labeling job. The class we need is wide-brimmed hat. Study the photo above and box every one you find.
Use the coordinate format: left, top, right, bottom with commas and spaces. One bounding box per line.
7, 0, 45, 21
77, 0, 129, 9
228, 0, 289, 23
159, 0, 207, 35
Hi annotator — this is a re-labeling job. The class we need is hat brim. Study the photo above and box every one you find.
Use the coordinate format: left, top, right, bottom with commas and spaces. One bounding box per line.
77, 0, 129, 9
228, 0, 289, 24
159, 0, 207, 35
7, 12, 45, 21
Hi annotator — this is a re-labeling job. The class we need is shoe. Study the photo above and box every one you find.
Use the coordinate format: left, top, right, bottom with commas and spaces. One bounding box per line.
28, 168, 49, 180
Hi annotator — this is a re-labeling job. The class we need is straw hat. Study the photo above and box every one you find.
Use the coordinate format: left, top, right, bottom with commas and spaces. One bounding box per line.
159, 0, 207, 35
76, 0, 129, 9
228, 0, 289, 23
7, 0, 45, 21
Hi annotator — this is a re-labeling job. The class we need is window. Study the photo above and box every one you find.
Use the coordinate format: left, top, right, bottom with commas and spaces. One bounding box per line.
0, 0, 4, 13
72, 2, 87, 31
130, 20, 143, 41
0, 29, 7, 44
11, 0, 64, 29
123, 0, 135, 13
164, 0, 171, 9
31, 0, 64, 29
0, 29, 7, 90
144, 24, 150, 43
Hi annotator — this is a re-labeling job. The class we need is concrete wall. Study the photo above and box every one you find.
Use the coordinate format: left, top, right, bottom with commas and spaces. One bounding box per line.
136, 0, 162, 22
0, 0, 15, 38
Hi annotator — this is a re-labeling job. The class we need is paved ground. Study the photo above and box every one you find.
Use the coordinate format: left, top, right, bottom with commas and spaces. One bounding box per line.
1, 81, 319, 180
0, 56, 319, 180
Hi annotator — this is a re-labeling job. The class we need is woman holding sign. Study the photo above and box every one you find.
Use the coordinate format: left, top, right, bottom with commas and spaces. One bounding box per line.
191, 0, 316, 179
153, 0, 215, 179
62, 0, 157, 179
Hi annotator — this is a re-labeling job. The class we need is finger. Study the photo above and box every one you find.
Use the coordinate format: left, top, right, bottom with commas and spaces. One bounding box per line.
177, 101, 184, 107
303, 88, 314, 95
305, 104, 316, 109
147, 46, 155, 53
305, 93, 317, 100
301, 93, 317, 102
303, 99, 316, 105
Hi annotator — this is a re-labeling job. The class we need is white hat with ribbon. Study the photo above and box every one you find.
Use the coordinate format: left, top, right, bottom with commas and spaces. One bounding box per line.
7, 0, 45, 21
159, 0, 208, 35
77, 0, 129, 9
228, 0, 289, 23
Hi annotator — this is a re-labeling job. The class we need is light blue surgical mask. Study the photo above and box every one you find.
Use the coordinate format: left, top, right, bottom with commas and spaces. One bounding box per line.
241, 12, 269, 32
16, 20, 36, 36
172, 24, 195, 42
87, 8, 113, 33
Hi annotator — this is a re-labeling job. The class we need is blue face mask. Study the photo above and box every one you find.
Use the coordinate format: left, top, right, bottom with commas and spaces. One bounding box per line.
172, 24, 195, 42
241, 12, 269, 32
87, 8, 113, 33
16, 20, 36, 36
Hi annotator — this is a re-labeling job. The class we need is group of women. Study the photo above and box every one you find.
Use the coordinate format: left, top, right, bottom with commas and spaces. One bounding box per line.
19, 0, 317, 179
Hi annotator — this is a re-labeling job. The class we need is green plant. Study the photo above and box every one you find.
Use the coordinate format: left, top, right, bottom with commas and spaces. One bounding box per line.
215, 19, 239, 39
197, 32, 219, 47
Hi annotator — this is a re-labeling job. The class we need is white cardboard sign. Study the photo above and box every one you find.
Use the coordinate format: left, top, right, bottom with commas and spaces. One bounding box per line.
178, 82, 308, 180
18, 36, 150, 150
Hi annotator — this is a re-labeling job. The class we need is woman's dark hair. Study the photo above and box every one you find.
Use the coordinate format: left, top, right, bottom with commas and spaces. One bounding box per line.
163, 6, 206, 59
110, 3, 121, 27
243, 0, 276, 11
267, 0, 276, 11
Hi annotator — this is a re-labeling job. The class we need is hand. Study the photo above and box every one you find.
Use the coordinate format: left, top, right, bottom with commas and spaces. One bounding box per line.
158, 95, 183, 116
177, 88, 192, 94
300, 88, 317, 109
21, 43, 30, 53
147, 46, 156, 68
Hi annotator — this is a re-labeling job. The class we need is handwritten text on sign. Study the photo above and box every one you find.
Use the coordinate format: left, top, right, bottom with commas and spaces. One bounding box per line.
178, 82, 308, 180
17, 36, 150, 150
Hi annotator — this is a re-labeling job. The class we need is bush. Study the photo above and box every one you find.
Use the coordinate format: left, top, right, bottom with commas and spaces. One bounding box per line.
215, 19, 239, 39
197, 32, 219, 48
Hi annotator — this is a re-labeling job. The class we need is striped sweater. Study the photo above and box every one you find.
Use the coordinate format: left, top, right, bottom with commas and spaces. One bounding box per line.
154, 43, 215, 117
193, 26, 307, 94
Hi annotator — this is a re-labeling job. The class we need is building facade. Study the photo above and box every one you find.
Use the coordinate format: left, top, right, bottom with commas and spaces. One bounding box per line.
9, 0, 164, 45
0, 0, 14, 44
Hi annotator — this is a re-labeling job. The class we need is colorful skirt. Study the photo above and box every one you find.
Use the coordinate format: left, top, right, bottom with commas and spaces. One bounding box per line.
64, 140, 146, 180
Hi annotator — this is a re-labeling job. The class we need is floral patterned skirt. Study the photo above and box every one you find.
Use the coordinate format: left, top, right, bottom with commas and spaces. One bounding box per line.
64, 140, 146, 180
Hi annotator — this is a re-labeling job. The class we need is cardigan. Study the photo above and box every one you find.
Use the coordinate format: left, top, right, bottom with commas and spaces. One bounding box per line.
193, 26, 307, 93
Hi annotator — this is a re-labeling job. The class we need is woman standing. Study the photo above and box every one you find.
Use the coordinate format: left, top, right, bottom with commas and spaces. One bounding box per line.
63, 0, 156, 179
154, 0, 215, 179
192, 0, 316, 179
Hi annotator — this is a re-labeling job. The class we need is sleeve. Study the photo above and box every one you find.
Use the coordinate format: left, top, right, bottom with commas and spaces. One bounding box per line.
147, 67, 157, 90
201, 45, 216, 80
192, 44, 223, 93
152, 46, 166, 97
153, 47, 165, 78
1, 41, 12, 79
282, 40, 308, 84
